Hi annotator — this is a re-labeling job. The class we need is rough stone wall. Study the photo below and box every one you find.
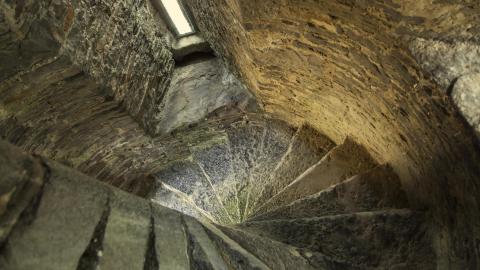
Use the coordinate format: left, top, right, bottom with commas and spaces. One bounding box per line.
184, 0, 480, 268
409, 38, 480, 138
0, 56, 190, 196
152, 56, 258, 135
451, 73, 480, 139
0, 0, 261, 195
0, 0, 174, 133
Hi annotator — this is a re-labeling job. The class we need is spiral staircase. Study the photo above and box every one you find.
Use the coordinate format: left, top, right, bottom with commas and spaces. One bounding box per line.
0, 113, 436, 270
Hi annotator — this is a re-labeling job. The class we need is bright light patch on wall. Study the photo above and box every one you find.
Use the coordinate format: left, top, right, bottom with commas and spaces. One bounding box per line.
160, 0, 194, 35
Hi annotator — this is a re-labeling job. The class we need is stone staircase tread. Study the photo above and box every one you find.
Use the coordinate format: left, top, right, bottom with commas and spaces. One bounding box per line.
254, 137, 377, 216
151, 181, 230, 224
251, 164, 409, 221
226, 121, 266, 221
243, 118, 296, 218
152, 204, 190, 270
1, 159, 111, 270
154, 159, 227, 221
99, 188, 151, 270
199, 220, 272, 270
250, 124, 335, 213
184, 216, 230, 270
239, 209, 435, 269
219, 224, 364, 270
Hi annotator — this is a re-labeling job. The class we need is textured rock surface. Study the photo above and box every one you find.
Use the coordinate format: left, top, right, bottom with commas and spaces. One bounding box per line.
149, 113, 302, 224
184, 216, 229, 270
451, 73, 480, 137
1, 148, 110, 270
0, 135, 438, 269
254, 137, 377, 216
1, 0, 480, 268
218, 226, 353, 270
99, 189, 150, 270
240, 210, 435, 269
0, 140, 271, 270
0, 0, 174, 132
409, 38, 480, 91
250, 124, 334, 214
152, 56, 258, 135
200, 220, 271, 270
0, 139, 45, 245
0, 57, 192, 196
184, 0, 480, 267
252, 165, 409, 221
151, 205, 190, 270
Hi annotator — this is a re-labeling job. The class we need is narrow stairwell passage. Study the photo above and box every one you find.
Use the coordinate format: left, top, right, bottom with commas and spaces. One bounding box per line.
0, 113, 437, 269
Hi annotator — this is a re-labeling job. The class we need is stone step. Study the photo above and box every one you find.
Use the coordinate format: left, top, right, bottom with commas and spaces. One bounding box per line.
98, 188, 151, 270
153, 159, 231, 223
243, 118, 296, 219
151, 205, 190, 270
249, 124, 335, 214
238, 209, 436, 269
149, 182, 215, 223
253, 137, 377, 216
225, 117, 266, 222
0, 140, 46, 245
190, 115, 297, 223
218, 225, 362, 270
251, 164, 407, 221
0, 140, 280, 270
189, 133, 239, 224
199, 220, 271, 270
192, 136, 234, 189
0, 158, 111, 270
184, 216, 229, 270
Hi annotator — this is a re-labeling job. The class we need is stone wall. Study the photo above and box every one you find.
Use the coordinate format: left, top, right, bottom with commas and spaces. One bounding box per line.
152, 56, 258, 135
0, 0, 260, 195
0, 56, 190, 196
184, 0, 480, 268
410, 38, 480, 139
0, 0, 174, 133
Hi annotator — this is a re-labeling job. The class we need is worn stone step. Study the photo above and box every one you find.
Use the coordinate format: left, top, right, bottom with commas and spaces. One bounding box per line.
151, 205, 190, 270
184, 216, 229, 270
153, 159, 231, 223
199, 220, 271, 270
226, 117, 266, 222
98, 188, 151, 270
253, 137, 377, 216
239, 209, 436, 269
149, 182, 215, 223
243, 118, 296, 219
0, 141, 46, 245
251, 164, 407, 221
218, 225, 362, 270
192, 136, 234, 189
0, 159, 110, 270
250, 124, 335, 213
190, 135, 238, 224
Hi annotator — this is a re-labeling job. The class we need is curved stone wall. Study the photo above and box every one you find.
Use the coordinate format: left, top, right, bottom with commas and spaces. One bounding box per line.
1, 0, 479, 267
184, 0, 480, 267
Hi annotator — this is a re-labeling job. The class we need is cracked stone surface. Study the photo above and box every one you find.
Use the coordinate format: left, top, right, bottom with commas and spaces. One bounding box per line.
451, 73, 480, 137
152, 57, 258, 135
1, 0, 480, 269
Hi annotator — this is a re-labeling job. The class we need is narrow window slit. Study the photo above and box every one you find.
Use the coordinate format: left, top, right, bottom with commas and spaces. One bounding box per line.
160, 0, 195, 36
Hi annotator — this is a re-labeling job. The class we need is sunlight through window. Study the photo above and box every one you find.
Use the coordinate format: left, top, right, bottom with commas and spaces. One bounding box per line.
160, 0, 194, 36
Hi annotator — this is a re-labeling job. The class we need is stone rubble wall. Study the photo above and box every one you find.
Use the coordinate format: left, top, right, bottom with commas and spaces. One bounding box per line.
183, 0, 480, 268
0, 0, 174, 133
